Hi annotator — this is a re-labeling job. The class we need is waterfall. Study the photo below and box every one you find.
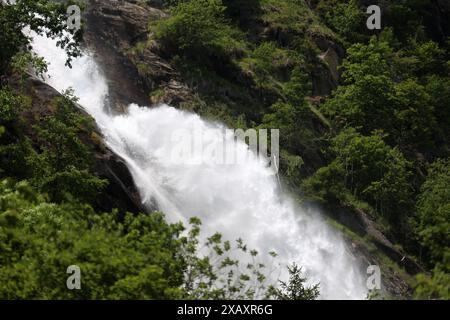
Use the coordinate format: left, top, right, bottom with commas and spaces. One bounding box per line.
30, 34, 368, 299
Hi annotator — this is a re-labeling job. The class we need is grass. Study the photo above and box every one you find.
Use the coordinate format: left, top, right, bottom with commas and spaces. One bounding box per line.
260, 0, 337, 39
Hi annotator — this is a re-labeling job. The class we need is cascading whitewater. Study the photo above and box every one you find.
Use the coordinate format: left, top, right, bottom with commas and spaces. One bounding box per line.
31, 34, 368, 299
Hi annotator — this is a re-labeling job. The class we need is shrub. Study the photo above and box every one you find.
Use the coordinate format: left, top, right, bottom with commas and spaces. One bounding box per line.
155, 0, 244, 63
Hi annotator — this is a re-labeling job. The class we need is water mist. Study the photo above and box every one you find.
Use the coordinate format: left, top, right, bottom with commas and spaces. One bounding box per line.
31, 34, 368, 299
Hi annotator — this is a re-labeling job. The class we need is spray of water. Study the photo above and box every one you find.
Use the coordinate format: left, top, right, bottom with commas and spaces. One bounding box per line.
31, 34, 368, 299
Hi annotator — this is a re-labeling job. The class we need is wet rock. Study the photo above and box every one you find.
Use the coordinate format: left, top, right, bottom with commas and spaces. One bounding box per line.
328, 204, 424, 297
83, 0, 192, 109
12, 75, 145, 215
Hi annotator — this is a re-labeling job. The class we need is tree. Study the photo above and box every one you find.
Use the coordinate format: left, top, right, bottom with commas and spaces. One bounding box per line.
0, 88, 35, 179
29, 91, 107, 203
262, 101, 313, 153
269, 264, 320, 300
321, 36, 445, 157
303, 129, 413, 224
322, 0, 365, 44
0, 179, 186, 299
415, 159, 450, 268
1, 88, 106, 203
155, 0, 243, 63
0, 0, 82, 76
321, 37, 396, 134
0, 180, 312, 299
283, 66, 311, 106
425, 75, 450, 150
414, 267, 450, 300
392, 79, 437, 155
334, 129, 413, 221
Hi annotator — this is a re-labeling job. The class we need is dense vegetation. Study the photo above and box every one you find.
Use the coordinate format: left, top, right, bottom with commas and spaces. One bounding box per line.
0, 0, 448, 300
150, 0, 449, 298
0, 0, 320, 300
1, 177, 322, 299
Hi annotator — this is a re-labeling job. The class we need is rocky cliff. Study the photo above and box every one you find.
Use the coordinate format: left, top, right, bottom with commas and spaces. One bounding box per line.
78, 0, 433, 298
8, 74, 145, 215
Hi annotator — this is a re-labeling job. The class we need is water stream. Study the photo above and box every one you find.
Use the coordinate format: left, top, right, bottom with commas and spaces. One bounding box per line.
31, 34, 367, 299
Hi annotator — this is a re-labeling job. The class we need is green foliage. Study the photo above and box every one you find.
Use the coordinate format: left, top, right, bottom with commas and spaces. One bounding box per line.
250, 42, 293, 89
279, 150, 304, 187
322, 36, 447, 156
262, 102, 312, 151
304, 1, 450, 298
0, 88, 28, 124
321, 0, 365, 44
0, 180, 311, 299
29, 91, 107, 203
283, 66, 311, 106
260, 0, 334, 39
0, 0, 82, 75
414, 159, 450, 268
322, 38, 396, 134
152, 0, 449, 299
0, 89, 35, 179
0, 179, 186, 299
269, 263, 320, 300
161, 0, 183, 7
425, 76, 450, 147
34, 91, 93, 170
11, 52, 48, 85
301, 160, 347, 204
303, 129, 413, 223
260, 100, 320, 188
182, 218, 280, 299
0, 88, 106, 204
155, 0, 244, 63
392, 79, 437, 152
408, 41, 446, 75
1, 0, 448, 300
414, 267, 450, 300
0, 137, 36, 180
313, 0, 442, 45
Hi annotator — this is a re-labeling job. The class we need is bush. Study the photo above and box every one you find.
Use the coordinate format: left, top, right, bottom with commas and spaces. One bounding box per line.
155, 0, 244, 63
0, 89, 28, 124
30, 91, 107, 203
0, 179, 186, 299
414, 159, 450, 268
0, 180, 313, 299
414, 267, 450, 300
303, 129, 414, 224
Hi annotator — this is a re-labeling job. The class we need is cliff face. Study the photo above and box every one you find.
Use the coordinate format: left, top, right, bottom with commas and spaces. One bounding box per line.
9, 75, 144, 215
83, 0, 182, 109
81, 0, 346, 181
82, 0, 344, 110
76, 0, 450, 298
78, 0, 413, 298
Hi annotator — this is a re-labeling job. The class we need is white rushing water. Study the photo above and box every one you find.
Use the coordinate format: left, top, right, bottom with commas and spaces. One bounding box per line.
31, 34, 367, 299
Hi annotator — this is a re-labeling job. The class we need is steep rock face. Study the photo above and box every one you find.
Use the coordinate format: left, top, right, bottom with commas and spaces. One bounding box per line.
83, 0, 154, 108
83, 0, 192, 109
81, 0, 341, 178
83, 0, 343, 110
80, 0, 419, 297
329, 205, 423, 297
14, 75, 145, 215
313, 36, 344, 96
